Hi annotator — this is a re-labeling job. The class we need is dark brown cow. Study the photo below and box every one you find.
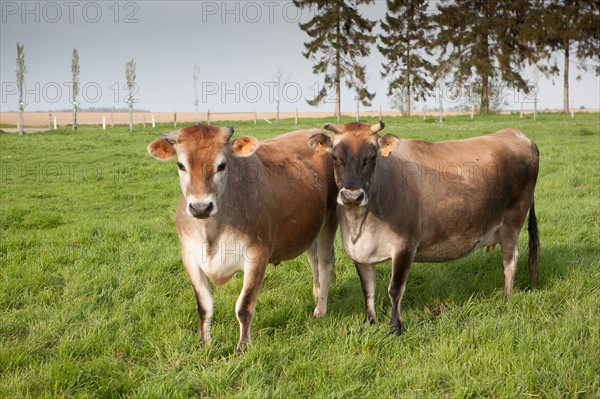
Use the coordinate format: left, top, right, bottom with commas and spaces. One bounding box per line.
309, 121, 539, 334
148, 124, 337, 351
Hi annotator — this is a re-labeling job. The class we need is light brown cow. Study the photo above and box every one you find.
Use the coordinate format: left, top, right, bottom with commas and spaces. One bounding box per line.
148, 124, 337, 351
309, 121, 539, 334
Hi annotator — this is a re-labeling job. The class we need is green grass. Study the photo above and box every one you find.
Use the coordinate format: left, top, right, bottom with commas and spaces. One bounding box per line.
1, 113, 599, 398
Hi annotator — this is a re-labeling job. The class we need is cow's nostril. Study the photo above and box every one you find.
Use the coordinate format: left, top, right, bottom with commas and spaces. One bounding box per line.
188, 201, 215, 218
340, 189, 366, 206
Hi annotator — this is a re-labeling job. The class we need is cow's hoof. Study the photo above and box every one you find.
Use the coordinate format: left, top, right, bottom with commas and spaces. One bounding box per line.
313, 308, 326, 318
236, 342, 249, 353
365, 312, 377, 325
390, 323, 403, 336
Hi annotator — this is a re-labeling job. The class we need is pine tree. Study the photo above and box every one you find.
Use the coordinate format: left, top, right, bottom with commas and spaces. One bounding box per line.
531, 0, 599, 113
379, 0, 434, 116
433, 0, 536, 114
293, 0, 376, 119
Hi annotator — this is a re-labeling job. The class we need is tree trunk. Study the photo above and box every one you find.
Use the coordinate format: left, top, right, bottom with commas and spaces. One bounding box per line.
335, 68, 341, 122
480, 26, 490, 114
481, 74, 490, 114
335, 4, 341, 122
405, 75, 411, 117
405, 33, 411, 117
563, 39, 570, 114
335, 53, 341, 121
406, 89, 411, 116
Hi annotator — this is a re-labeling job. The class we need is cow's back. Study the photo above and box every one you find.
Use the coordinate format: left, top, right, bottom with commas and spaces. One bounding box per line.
378, 129, 539, 261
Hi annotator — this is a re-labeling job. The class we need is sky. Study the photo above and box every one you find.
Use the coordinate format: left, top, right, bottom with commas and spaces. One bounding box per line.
1, 0, 599, 114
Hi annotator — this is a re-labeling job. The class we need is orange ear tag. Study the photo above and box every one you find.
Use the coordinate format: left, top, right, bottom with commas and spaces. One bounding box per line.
380, 144, 392, 157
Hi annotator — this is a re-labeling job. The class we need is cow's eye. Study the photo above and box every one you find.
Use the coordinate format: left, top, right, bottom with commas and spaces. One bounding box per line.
363, 154, 376, 165
177, 162, 186, 172
217, 162, 227, 172
332, 155, 344, 166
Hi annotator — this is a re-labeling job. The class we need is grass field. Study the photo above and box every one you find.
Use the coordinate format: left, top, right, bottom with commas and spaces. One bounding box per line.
1, 113, 599, 398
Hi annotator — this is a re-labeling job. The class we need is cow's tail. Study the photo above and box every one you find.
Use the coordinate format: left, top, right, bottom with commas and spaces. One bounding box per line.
527, 197, 540, 289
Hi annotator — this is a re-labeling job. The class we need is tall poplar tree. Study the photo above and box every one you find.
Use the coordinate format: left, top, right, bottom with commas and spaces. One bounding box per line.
433, 0, 536, 114
125, 59, 136, 132
379, 0, 434, 116
293, 0, 376, 119
16, 43, 26, 136
71, 48, 80, 131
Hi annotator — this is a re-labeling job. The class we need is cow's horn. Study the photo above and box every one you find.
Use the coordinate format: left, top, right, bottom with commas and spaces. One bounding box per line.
370, 121, 385, 134
161, 130, 180, 144
221, 125, 235, 140
324, 123, 343, 135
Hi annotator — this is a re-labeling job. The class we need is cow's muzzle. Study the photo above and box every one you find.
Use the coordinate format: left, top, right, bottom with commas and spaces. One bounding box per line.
188, 200, 216, 219
338, 188, 368, 207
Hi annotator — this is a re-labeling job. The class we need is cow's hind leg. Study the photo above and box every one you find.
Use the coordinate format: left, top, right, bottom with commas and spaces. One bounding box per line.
313, 211, 337, 318
355, 263, 377, 324
389, 245, 415, 335
499, 227, 520, 298
306, 241, 320, 309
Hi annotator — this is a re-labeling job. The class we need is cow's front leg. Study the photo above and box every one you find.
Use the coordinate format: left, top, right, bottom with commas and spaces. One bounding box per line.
235, 248, 268, 353
182, 251, 214, 344
355, 262, 377, 324
306, 241, 320, 307
389, 245, 415, 335
313, 211, 337, 318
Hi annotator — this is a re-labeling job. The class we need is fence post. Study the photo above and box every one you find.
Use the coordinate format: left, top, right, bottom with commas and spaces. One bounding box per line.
53, 117, 57, 130
48, 113, 52, 130
102, 116, 106, 130
110, 112, 114, 128
470, 102, 475, 120
570, 100, 574, 118
207, 109, 211, 125
423, 105, 427, 121
295, 107, 298, 125
174, 111, 177, 128
152, 114, 156, 128
379, 105, 382, 121
254, 109, 257, 125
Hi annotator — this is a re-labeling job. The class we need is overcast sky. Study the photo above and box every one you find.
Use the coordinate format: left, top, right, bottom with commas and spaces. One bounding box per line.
1, 0, 599, 113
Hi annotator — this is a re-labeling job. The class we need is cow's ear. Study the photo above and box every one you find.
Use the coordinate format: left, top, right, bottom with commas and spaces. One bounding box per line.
308, 133, 333, 155
378, 134, 399, 157
147, 130, 179, 160
231, 136, 259, 157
